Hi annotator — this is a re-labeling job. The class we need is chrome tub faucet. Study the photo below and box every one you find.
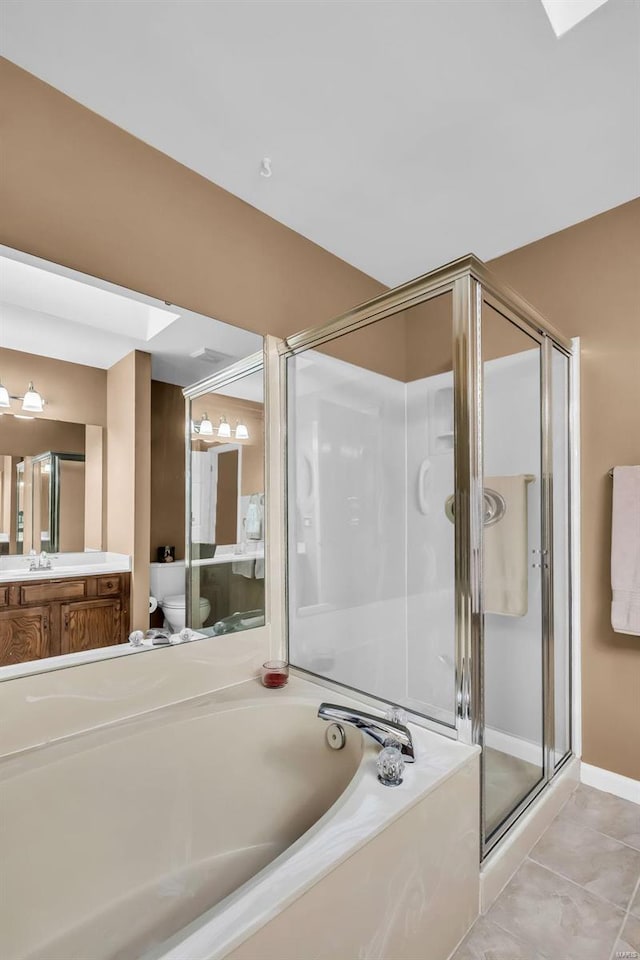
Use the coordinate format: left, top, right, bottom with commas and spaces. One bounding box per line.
317, 702, 416, 763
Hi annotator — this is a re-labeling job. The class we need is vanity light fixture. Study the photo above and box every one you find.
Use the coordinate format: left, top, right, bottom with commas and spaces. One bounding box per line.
217, 416, 231, 440
193, 413, 246, 441
22, 382, 44, 413
0, 379, 45, 413
198, 413, 214, 437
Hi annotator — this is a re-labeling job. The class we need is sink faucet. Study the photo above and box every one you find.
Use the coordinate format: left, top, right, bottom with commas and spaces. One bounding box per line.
318, 702, 416, 762
28, 550, 52, 572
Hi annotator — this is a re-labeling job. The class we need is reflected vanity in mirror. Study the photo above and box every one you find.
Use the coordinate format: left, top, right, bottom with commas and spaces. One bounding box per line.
0, 245, 265, 676
182, 356, 265, 637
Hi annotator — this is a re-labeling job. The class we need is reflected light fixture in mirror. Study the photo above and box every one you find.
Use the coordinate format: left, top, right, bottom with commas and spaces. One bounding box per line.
0, 379, 9, 408
217, 415, 231, 439
198, 412, 214, 436
235, 421, 249, 440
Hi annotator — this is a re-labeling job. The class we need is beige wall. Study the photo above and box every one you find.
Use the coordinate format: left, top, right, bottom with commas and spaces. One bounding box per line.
84, 424, 104, 551
58, 459, 85, 553
0, 415, 85, 457
0, 58, 384, 341
0, 346, 107, 426
107, 351, 151, 631
488, 200, 640, 781
1, 56, 638, 780
150, 380, 186, 561
0, 456, 13, 543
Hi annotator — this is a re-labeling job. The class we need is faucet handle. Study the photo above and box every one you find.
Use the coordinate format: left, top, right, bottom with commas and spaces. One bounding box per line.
385, 705, 408, 726
377, 744, 405, 786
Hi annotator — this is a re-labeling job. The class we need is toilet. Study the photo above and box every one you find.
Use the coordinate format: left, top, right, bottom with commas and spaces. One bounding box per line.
149, 560, 211, 632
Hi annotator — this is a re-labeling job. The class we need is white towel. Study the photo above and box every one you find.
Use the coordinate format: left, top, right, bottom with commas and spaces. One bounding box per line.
611, 466, 640, 636
484, 475, 529, 617
245, 495, 263, 540
232, 560, 255, 579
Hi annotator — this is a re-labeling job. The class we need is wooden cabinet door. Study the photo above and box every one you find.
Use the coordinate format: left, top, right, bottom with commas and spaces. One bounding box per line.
61, 598, 121, 655
0, 606, 49, 666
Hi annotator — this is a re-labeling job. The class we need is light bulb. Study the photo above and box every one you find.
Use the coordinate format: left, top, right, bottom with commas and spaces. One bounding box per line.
235, 422, 249, 440
22, 382, 44, 413
199, 413, 214, 437
217, 416, 231, 439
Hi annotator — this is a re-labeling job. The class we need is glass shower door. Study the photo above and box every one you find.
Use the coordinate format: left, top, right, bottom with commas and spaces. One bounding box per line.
481, 303, 545, 846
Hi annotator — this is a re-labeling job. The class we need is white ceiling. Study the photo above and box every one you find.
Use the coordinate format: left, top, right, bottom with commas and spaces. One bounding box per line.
1, 0, 638, 286
0, 248, 263, 389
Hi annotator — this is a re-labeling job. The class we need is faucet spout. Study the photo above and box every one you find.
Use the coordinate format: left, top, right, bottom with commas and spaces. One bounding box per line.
318, 702, 415, 762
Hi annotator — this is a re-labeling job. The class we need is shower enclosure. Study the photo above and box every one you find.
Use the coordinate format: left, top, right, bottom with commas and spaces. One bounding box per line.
282, 255, 574, 856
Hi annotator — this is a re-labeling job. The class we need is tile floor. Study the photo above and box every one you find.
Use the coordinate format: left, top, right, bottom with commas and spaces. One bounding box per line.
452, 783, 640, 960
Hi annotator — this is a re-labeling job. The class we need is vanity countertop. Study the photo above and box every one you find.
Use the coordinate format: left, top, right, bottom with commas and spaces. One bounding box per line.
0, 552, 131, 583
191, 550, 264, 568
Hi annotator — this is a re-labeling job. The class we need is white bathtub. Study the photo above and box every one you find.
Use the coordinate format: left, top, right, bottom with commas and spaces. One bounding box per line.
0, 676, 480, 960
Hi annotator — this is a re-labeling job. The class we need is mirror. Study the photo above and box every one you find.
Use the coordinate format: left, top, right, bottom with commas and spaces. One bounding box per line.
24, 451, 86, 554
185, 363, 265, 636
0, 246, 264, 675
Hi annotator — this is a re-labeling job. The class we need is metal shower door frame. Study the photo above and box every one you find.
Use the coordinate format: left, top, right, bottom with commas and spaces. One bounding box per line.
277, 255, 574, 857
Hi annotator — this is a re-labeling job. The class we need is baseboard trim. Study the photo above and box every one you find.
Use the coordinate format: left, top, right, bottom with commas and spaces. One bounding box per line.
484, 727, 541, 766
581, 762, 640, 805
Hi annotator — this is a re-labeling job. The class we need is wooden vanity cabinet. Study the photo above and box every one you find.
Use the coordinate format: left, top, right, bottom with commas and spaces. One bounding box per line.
0, 606, 50, 666
0, 573, 130, 666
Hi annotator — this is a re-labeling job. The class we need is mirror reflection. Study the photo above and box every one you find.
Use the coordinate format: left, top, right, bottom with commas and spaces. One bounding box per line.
0, 249, 263, 672
183, 368, 265, 637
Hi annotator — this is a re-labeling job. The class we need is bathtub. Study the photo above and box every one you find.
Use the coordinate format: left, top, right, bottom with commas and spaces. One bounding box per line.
0, 676, 480, 960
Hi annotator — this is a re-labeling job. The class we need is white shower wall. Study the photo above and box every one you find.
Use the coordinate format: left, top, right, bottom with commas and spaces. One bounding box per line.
405, 373, 456, 724
289, 347, 548, 743
288, 352, 408, 703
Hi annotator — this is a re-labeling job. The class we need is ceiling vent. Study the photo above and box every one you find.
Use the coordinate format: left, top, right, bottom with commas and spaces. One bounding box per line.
189, 347, 235, 367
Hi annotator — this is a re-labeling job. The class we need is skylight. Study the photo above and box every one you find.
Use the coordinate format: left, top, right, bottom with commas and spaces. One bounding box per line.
540, 0, 609, 37
0, 257, 179, 341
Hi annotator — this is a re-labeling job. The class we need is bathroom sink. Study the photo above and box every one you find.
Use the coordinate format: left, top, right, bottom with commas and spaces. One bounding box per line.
0, 552, 131, 582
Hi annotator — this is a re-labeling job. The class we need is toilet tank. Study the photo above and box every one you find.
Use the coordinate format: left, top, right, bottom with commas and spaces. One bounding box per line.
149, 560, 186, 602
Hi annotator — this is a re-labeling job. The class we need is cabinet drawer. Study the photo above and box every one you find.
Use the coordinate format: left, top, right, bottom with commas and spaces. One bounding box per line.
0, 587, 9, 608
20, 579, 86, 606
97, 575, 121, 597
